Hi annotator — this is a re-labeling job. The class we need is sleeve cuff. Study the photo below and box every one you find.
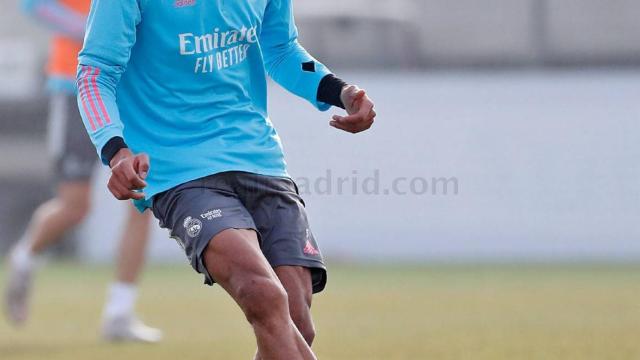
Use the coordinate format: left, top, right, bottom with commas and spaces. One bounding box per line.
100, 136, 128, 166
317, 74, 347, 109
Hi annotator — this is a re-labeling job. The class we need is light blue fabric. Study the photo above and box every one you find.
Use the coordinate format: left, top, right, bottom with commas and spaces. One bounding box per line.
21, 0, 85, 40
46, 75, 77, 94
77, 0, 333, 209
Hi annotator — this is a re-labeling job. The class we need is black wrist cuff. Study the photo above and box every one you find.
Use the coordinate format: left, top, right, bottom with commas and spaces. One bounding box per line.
317, 74, 347, 109
101, 136, 128, 166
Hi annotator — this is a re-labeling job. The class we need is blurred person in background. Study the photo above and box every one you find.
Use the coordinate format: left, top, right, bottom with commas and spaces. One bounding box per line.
3, 0, 162, 343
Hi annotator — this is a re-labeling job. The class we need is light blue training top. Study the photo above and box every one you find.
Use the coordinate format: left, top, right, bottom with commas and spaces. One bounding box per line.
77, 0, 333, 208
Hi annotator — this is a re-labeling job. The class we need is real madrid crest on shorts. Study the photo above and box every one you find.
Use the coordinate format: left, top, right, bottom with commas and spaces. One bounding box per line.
183, 216, 203, 238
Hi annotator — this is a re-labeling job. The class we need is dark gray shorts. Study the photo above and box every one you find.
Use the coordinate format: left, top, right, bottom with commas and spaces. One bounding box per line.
48, 93, 97, 182
151, 172, 327, 293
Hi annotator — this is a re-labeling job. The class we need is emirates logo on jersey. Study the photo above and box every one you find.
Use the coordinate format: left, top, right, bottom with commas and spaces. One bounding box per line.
175, 0, 196, 7
179, 25, 258, 74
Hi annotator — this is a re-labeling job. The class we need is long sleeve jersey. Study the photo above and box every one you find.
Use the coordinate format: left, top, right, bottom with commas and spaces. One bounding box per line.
77, 0, 333, 208
22, 0, 88, 93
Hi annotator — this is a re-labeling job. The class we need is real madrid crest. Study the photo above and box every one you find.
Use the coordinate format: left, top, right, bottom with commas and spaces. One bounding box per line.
183, 216, 203, 238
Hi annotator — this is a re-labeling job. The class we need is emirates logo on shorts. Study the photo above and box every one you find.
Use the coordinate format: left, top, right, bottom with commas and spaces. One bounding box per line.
303, 240, 320, 256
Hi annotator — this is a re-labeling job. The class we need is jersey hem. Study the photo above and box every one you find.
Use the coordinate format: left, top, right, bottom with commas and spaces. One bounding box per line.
133, 166, 291, 212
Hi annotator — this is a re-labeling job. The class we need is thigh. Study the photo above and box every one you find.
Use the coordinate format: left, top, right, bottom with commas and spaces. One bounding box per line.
203, 229, 279, 296
237, 173, 328, 294
57, 181, 92, 209
152, 181, 258, 285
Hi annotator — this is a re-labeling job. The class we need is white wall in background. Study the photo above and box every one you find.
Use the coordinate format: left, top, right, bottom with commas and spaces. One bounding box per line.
413, 0, 538, 64
0, 40, 40, 100
546, 0, 640, 61
78, 71, 640, 263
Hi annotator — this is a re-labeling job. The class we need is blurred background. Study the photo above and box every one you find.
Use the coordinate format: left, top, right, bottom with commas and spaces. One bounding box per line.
0, 1, 639, 359
1, 0, 639, 262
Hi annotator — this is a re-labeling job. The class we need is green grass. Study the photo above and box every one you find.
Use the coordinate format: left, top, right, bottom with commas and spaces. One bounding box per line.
1, 263, 639, 359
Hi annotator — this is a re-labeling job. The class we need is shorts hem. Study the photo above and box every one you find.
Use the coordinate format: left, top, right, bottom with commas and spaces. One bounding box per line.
268, 258, 328, 294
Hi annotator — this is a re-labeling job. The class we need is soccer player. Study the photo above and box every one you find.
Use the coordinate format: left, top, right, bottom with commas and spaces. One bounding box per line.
78, 0, 375, 358
3, 0, 162, 343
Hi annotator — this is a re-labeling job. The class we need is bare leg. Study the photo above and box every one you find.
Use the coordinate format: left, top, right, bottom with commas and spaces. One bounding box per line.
202, 229, 317, 360
4, 181, 90, 325
101, 205, 161, 343
254, 267, 316, 360
275, 266, 315, 346
27, 182, 91, 254
115, 205, 152, 284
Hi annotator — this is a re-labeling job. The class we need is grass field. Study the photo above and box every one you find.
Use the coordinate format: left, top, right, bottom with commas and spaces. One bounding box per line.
0, 263, 639, 360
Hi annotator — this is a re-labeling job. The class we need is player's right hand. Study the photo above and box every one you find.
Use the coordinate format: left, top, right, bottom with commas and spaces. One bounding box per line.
108, 148, 150, 201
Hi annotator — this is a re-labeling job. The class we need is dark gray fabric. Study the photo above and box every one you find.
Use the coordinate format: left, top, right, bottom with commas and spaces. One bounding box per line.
152, 171, 327, 293
49, 94, 97, 182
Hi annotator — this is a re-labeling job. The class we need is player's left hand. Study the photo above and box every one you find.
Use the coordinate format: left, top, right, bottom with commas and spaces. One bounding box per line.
330, 85, 376, 134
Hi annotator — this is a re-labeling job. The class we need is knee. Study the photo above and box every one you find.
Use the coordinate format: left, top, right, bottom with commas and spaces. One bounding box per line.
237, 276, 289, 328
297, 322, 315, 345
289, 303, 315, 345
